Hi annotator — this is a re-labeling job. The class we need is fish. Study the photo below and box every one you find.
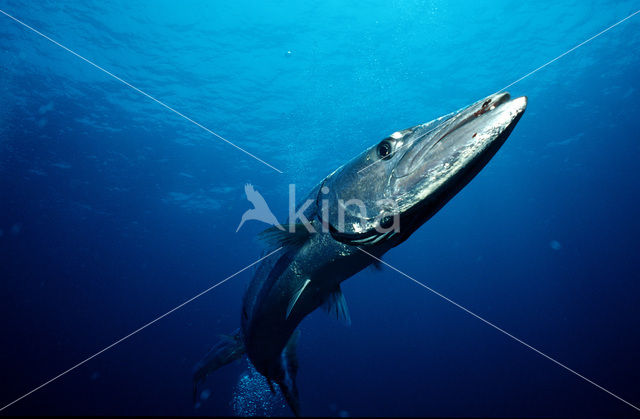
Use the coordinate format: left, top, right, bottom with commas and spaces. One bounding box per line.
193, 92, 527, 415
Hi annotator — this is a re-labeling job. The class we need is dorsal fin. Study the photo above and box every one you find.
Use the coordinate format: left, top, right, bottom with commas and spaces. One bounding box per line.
258, 223, 312, 249
286, 279, 311, 319
192, 329, 244, 405
323, 286, 351, 326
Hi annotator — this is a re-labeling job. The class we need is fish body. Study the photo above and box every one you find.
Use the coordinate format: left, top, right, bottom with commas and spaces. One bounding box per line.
194, 92, 527, 415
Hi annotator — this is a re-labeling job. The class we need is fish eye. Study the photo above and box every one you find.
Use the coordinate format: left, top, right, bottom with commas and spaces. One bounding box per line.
380, 215, 394, 229
377, 140, 392, 159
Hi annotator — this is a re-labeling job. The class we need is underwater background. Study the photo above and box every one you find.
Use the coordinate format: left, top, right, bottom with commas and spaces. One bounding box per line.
1, 0, 640, 416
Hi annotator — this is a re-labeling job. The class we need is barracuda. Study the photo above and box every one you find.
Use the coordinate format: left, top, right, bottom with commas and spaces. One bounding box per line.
193, 92, 527, 416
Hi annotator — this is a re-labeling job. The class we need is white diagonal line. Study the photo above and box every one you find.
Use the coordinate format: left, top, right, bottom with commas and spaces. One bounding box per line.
0, 8, 283, 174
0, 247, 283, 413
496, 8, 640, 93
357, 247, 640, 413
357, 8, 640, 177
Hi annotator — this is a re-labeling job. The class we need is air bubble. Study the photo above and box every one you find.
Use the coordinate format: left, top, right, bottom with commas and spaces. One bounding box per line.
231, 362, 285, 416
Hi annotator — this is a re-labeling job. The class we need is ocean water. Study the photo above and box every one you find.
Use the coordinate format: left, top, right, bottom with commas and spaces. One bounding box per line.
1, 0, 640, 416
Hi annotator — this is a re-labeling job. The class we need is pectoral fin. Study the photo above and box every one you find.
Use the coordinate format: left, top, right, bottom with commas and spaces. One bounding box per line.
286, 279, 311, 319
323, 286, 351, 326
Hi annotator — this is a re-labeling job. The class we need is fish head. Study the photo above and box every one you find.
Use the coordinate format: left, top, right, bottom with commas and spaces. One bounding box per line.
320, 92, 527, 245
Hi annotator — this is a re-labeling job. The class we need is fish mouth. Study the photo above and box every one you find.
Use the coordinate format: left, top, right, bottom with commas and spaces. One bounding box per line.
393, 92, 527, 179
316, 92, 527, 245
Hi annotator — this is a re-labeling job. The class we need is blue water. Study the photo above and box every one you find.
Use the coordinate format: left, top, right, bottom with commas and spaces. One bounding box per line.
1, 0, 639, 416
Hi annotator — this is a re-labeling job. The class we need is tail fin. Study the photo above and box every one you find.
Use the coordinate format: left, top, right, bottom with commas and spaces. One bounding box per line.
278, 329, 301, 416
193, 328, 245, 404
